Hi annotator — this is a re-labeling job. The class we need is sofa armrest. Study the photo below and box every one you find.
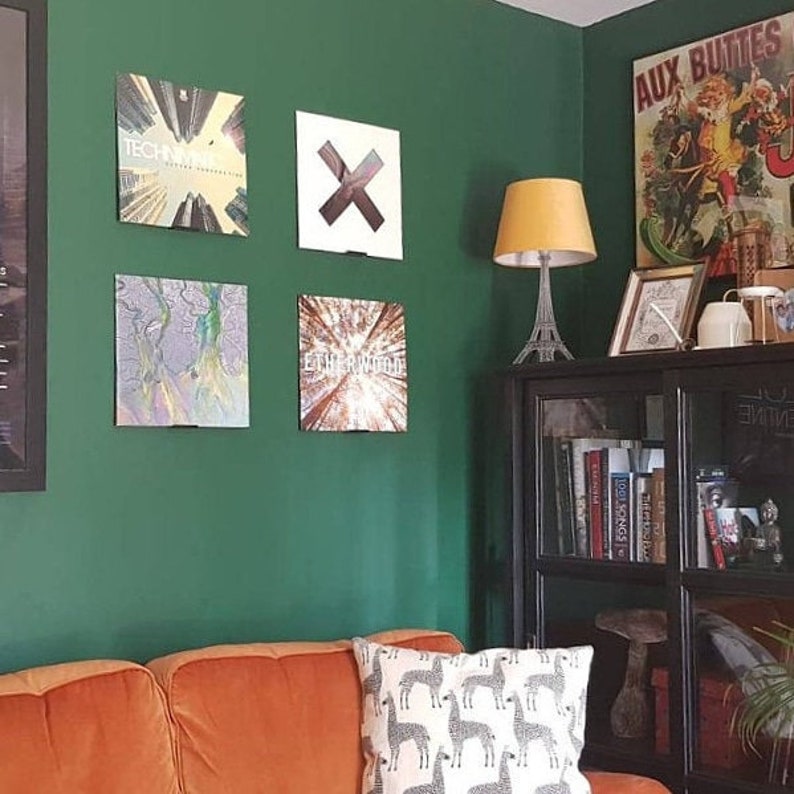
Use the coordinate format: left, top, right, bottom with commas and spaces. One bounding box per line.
585, 770, 672, 793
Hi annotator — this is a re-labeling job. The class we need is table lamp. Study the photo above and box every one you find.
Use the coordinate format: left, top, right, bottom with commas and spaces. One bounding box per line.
493, 178, 596, 364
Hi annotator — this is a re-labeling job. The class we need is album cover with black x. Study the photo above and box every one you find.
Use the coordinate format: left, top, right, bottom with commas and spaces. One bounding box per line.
116, 73, 248, 236
295, 111, 403, 260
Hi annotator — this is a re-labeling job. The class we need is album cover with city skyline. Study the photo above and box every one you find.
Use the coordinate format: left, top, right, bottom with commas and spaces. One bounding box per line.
298, 295, 407, 432
116, 73, 248, 236
295, 111, 403, 260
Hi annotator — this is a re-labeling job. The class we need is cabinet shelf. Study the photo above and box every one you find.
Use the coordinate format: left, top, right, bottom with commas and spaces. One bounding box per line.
681, 568, 794, 597
505, 346, 794, 794
538, 556, 666, 585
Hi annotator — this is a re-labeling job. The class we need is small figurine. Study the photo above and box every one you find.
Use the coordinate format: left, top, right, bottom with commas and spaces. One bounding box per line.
749, 498, 785, 570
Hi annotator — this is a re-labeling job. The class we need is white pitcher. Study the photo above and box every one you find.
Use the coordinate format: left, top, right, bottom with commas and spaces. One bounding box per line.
697, 290, 752, 348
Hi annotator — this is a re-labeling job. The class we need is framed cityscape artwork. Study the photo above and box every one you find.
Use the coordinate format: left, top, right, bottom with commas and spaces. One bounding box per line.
0, 0, 46, 490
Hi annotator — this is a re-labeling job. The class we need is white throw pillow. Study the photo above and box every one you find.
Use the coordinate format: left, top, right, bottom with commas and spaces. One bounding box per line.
352, 638, 593, 794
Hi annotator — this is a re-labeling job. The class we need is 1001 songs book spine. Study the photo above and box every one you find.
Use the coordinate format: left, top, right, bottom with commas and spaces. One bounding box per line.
610, 472, 632, 561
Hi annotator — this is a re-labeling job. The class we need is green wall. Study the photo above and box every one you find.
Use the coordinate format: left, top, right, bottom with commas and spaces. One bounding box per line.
582, 0, 794, 356
0, 0, 583, 670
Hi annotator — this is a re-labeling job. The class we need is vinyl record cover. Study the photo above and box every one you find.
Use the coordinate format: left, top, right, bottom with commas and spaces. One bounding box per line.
298, 294, 407, 432
115, 275, 249, 427
295, 111, 402, 260
116, 73, 247, 235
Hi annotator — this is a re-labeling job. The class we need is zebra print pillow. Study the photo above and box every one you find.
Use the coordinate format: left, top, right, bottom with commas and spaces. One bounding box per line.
352, 639, 593, 794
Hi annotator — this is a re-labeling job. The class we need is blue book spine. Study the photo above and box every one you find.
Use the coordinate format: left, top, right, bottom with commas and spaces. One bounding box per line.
610, 472, 632, 561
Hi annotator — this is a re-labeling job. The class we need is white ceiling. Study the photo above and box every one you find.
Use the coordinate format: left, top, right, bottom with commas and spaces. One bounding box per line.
494, 0, 661, 27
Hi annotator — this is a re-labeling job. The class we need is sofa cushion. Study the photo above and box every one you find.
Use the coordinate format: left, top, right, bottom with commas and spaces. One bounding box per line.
352, 638, 593, 794
147, 628, 461, 794
0, 659, 179, 794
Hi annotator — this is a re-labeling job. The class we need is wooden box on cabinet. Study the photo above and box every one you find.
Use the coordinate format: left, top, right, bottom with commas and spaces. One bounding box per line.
652, 667, 745, 769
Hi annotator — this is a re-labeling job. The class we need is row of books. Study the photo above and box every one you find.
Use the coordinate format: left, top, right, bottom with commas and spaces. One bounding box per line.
550, 436, 666, 563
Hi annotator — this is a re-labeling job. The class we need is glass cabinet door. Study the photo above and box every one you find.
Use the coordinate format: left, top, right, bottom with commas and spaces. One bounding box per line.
541, 575, 669, 771
682, 365, 794, 791
689, 592, 794, 788
684, 379, 794, 574
537, 390, 664, 562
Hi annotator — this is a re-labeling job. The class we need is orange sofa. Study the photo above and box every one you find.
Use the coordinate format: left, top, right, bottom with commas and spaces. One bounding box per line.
0, 628, 670, 793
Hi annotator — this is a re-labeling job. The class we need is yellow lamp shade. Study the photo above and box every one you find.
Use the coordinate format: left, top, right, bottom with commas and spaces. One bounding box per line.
493, 177, 597, 268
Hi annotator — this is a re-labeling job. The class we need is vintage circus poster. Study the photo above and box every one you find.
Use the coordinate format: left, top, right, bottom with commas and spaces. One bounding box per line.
634, 12, 794, 280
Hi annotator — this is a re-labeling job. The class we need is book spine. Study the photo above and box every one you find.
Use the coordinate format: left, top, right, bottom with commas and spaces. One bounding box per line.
635, 473, 653, 563
555, 439, 576, 556
703, 507, 727, 570
553, 440, 571, 555
695, 476, 738, 568
610, 473, 631, 561
650, 467, 666, 563
600, 447, 612, 559
571, 441, 590, 558
561, 441, 576, 556
587, 450, 604, 560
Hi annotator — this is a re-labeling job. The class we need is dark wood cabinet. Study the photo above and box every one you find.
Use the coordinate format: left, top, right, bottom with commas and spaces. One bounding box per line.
505, 344, 794, 794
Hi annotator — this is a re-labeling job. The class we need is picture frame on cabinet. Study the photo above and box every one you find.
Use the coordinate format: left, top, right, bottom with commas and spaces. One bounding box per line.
0, 0, 47, 491
609, 264, 706, 356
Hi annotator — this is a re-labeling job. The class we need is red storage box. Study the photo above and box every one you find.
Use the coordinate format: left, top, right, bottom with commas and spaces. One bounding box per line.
652, 667, 747, 770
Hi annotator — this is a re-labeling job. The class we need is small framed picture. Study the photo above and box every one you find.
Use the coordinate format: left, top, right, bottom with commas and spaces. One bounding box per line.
609, 264, 706, 356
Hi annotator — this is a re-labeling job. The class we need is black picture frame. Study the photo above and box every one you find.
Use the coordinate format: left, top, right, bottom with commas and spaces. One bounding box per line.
0, 0, 46, 490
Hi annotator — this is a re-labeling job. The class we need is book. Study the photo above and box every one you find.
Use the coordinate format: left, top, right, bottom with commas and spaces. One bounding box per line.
610, 472, 632, 561
713, 507, 742, 566
650, 467, 666, 563
737, 506, 760, 538
634, 473, 653, 562
715, 506, 760, 567
694, 464, 730, 480
553, 439, 576, 556
695, 475, 738, 568
702, 507, 727, 569
638, 446, 665, 474
602, 446, 633, 559
570, 437, 619, 557
586, 449, 605, 559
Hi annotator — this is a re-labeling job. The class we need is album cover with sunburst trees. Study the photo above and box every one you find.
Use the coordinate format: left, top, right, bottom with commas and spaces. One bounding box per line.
298, 294, 407, 432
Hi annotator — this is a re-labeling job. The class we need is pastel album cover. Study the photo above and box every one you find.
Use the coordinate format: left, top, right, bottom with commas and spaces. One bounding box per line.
115, 275, 249, 427
116, 73, 248, 236
295, 110, 402, 260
